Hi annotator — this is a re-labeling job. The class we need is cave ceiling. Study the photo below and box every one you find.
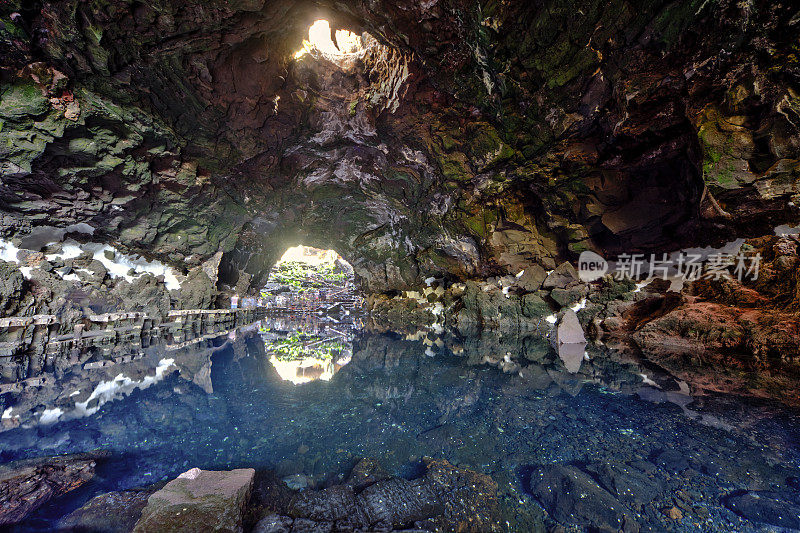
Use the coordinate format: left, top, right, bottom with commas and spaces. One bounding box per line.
0, 0, 798, 293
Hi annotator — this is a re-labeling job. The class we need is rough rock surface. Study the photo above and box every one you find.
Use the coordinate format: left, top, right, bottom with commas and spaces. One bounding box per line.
132, 467, 255, 533
552, 309, 586, 345
528, 464, 639, 532
579, 234, 800, 404
0, 452, 98, 526
724, 490, 800, 529
57, 487, 155, 533
251, 457, 501, 532
0, 0, 798, 301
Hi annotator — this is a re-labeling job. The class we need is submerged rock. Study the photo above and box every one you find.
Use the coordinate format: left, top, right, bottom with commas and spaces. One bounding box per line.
527, 464, 639, 532
132, 467, 255, 533
724, 491, 800, 529
344, 457, 392, 492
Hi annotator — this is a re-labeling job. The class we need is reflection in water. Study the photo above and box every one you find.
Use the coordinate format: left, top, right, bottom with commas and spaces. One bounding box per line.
0, 318, 799, 531
261, 316, 357, 384
46, 357, 177, 425
556, 342, 586, 373
268, 353, 350, 385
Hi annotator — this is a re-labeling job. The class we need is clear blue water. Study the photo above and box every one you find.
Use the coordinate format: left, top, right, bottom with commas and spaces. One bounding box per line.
1, 319, 799, 531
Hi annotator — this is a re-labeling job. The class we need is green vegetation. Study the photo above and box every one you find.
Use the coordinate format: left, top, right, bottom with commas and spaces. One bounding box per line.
262, 260, 349, 294
265, 332, 347, 361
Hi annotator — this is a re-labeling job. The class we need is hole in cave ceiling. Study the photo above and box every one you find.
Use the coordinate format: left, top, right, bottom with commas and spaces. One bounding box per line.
293, 19, 367, 60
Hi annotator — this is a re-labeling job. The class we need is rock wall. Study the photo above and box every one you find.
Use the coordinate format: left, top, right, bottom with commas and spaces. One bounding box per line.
0, 0, 798, 303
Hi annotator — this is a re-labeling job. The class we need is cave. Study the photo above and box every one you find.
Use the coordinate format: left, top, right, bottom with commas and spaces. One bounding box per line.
1, 1, 800, 531
261, 245, 356, 303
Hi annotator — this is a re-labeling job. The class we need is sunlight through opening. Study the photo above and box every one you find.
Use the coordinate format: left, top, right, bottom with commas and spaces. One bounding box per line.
293, 19, 365, 59
260, 245, 361, 385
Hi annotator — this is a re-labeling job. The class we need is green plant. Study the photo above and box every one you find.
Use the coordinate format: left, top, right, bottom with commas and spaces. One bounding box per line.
265, 332, 347, 361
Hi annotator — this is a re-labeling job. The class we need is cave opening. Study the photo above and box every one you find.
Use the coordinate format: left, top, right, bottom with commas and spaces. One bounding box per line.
259, 245, 359, 385
293, 19, 368, 61
261, 245, 358, 310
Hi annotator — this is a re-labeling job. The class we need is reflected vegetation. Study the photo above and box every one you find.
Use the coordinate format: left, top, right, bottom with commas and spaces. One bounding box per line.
261, 318, 356, 384
1, 318, 799, 531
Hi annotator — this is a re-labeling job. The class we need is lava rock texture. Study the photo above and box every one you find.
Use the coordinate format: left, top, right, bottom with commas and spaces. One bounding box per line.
1, 0, 797, 296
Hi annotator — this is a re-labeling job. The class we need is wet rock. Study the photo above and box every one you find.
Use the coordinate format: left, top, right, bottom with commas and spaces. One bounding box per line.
253, 458, 500, 532
247, 471, 296, 527
282, 474, 310, 491
132, 467, 255, 533
527, 464, 639, 532
345, 457, 391, 492
288, 484, 365, 526
653, 449, 691, 474
0, 260, 26, 315
57, 488, 154, 532
724, 491, 800, 529
550, 284, 587, 308
551, 310, 586, 345
634, 302, 800, 362
585, 461, 666, 508
356, 477, 440, 528
417, 458, 500, 532
252, 514, 294, 533
517, 265, 547, 292
542, 262, 580, 290
0, 453, 98, 526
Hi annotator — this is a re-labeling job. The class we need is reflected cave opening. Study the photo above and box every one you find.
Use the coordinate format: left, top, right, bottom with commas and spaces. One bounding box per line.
259, 245, 363, 385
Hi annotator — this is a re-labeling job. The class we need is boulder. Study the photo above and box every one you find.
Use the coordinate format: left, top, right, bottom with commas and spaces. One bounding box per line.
345, 457, 391, 492
57, 488, 154, 532
517, 265, 547, 292
132, 467, 255, 533
252, 514, 294, 533
0, 453, 98, 526
542, 262, 579, 289
552, 310, 586, 345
